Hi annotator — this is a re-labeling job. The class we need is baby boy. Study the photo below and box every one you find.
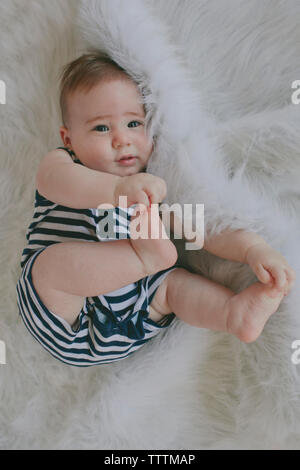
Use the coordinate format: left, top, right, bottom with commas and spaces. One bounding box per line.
16, 51, 296, 366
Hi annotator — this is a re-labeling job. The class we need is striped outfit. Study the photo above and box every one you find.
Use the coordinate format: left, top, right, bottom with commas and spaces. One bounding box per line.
16, 147, 177, 367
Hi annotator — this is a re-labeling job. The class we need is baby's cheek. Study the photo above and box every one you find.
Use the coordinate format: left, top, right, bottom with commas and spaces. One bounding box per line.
143, 139, 154, 160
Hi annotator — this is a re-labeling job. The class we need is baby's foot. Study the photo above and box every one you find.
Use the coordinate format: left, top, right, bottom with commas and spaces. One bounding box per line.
225, 282, 285, 343
129, 204, 178, 275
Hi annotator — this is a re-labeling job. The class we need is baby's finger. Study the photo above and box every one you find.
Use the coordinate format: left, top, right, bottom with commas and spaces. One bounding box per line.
145, 190, 161, 205
144, 189, 156, 205
286, 267, 296, 283
134, 190, 151, 209
270, 266, 287, 290
256, 265, 272, 284
147, 179, 167, 204
285, 268, 296, 291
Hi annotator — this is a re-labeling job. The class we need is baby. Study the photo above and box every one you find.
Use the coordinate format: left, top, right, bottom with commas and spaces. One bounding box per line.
16, 51, 296, 366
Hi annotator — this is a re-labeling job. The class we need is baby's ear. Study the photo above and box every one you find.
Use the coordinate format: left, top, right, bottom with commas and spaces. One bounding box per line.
59, 126, 71, 147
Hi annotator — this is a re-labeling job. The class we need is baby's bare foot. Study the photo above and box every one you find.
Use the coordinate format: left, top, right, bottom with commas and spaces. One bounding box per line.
130, 204, 177, 275
225, 282, 285, 343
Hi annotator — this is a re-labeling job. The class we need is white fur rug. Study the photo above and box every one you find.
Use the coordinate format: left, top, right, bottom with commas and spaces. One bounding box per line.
1, 0, 300, 450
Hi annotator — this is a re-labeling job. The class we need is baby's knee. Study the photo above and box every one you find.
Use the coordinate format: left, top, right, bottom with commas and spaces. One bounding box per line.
149, 268, 182, 317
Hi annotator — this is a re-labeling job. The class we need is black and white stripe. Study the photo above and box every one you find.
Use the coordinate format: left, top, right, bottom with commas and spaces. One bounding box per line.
17, 250, 175, 366
16, 147, 176, 366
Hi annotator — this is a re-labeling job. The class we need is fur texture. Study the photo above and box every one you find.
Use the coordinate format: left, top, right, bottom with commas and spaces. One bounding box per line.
1, 0, 300, 449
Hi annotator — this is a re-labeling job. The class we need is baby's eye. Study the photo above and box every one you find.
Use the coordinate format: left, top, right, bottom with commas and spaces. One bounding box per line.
94, 125, 109, 132
128, 120, 142, 128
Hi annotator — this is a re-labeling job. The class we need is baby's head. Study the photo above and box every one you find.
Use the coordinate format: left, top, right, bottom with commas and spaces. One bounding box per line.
59, 50, 153, 176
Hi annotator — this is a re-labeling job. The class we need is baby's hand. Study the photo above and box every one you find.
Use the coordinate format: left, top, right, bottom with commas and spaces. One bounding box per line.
246, 243, 296, 295
114, 173, 167, 208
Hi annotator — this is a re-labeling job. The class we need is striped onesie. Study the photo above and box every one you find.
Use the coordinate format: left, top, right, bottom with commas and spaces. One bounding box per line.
16, 147, 177, 367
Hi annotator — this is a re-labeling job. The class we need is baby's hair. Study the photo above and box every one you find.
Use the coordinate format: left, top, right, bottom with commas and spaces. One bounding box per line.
59, 49, 132, 127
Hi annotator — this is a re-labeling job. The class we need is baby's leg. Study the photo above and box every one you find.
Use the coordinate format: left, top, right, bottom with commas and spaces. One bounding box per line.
150, 268, 234, 331
151, 268, 284, 343
31, 206, 177, 326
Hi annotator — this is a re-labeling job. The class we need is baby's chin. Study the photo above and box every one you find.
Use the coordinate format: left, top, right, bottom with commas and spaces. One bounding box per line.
113, 161, 147, 176
115, 167, 141, 177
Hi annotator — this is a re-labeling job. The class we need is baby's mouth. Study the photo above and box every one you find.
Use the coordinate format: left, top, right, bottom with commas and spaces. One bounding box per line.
117, 155, 138, 165
117, 154, 135, 160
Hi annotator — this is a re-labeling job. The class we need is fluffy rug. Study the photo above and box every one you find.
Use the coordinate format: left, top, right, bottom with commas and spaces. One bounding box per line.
1, 0, 300, 449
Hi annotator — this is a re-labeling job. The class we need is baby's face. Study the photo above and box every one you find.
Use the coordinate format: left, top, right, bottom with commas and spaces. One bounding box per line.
60, 78, 153, 177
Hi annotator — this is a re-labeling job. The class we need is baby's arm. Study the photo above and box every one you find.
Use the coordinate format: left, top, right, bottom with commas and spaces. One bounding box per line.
37, 149, 167, 210
36, 149, 120, 208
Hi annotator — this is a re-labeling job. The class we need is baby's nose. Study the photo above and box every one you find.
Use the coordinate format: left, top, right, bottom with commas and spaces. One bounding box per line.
112, 131, 131, 148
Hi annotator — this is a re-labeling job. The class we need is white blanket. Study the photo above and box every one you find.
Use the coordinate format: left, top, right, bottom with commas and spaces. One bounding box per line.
1, 0, 300, 449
